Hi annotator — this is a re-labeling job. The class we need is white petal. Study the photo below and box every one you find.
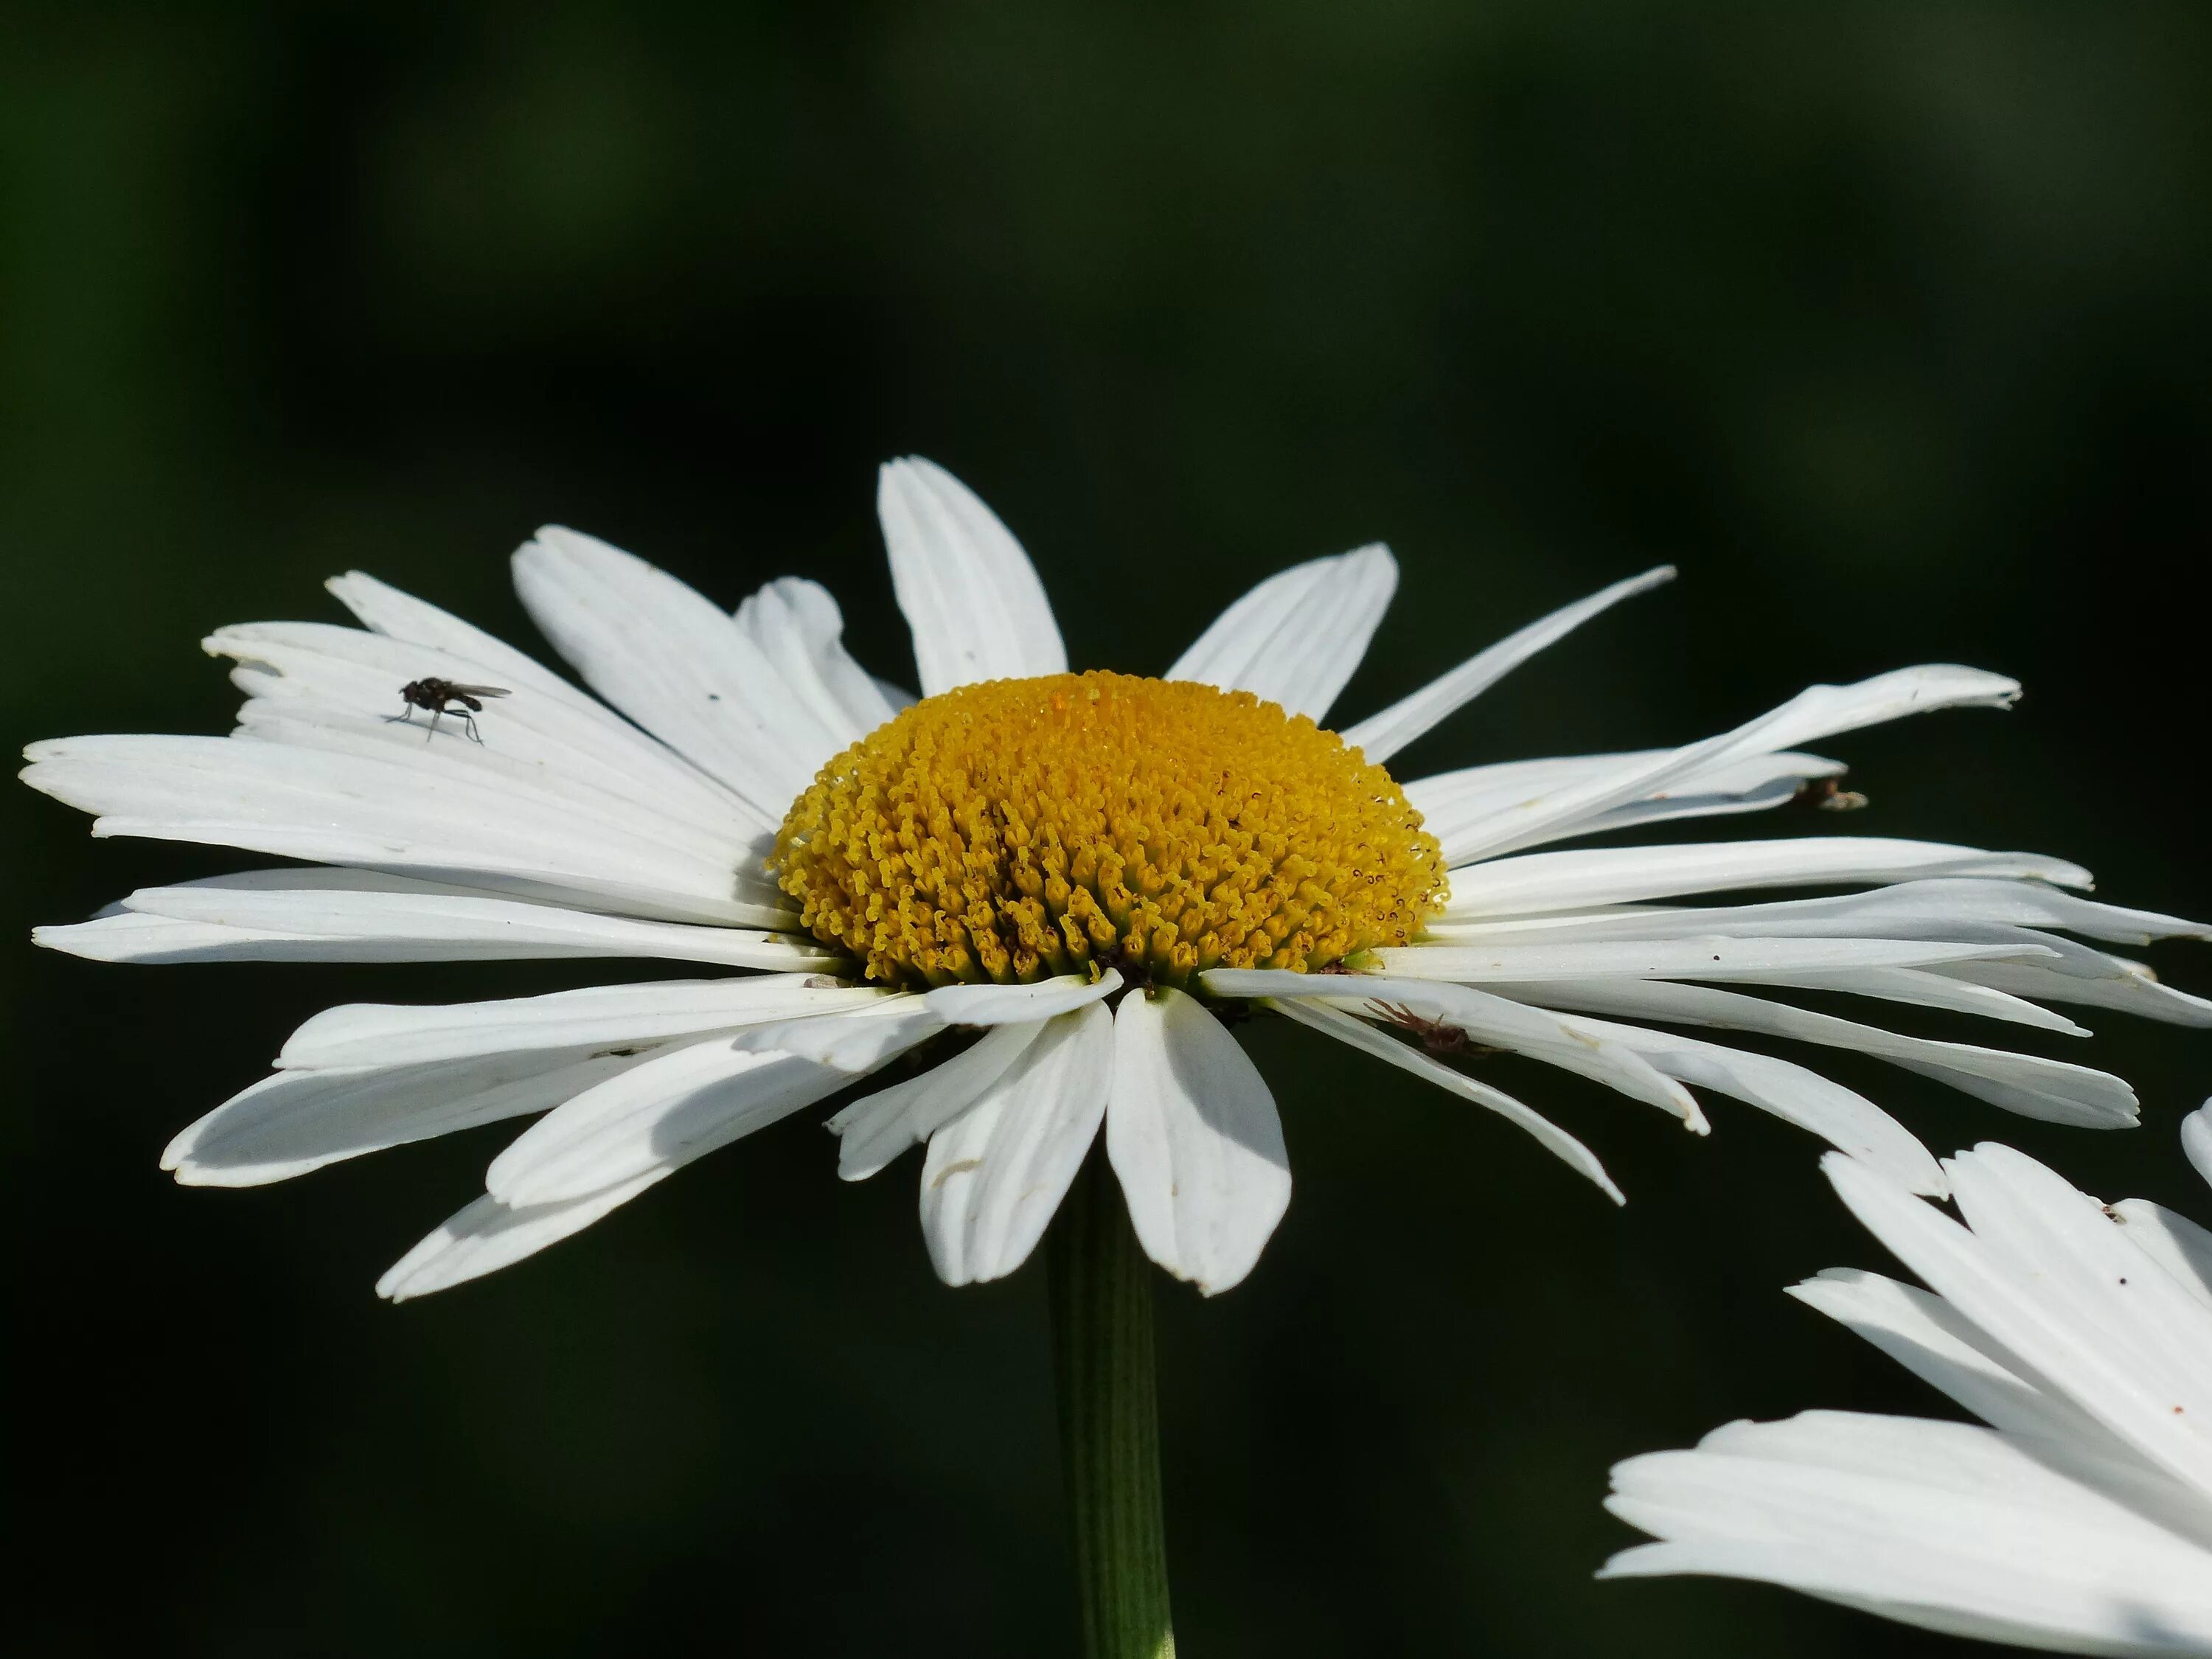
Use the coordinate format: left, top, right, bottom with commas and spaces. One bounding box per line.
277, 973, 886, 1070
2107, 1202, 2212, 1311
1565, 1014, 1945, 1195
1498, 977, 2136, 1127
1562, 773, 1843, 840
1936, 956, 2212, 1028
1408, 749, 1845, 864
1407, 753, 1650, 827
1647, 662, 2024, 772
1792, 1262, 2212, 1547
828, 1020, 1049, 1180
486, 1040, 861, 1208
1436, 904, 2124, 958
41, 873, 836, 970
377, 1174, 668, 1302
35, 908, 290, 964
1375, 936, 2045, 985
1750, 965, 2088, 1033
1603, 1411, 2212, 1655
877, 457, 1065, 696
1825, 1151, 2212, 1498
728, 998, 943, 1071
1435, 879, 2205, 954
1441, 945, 2086, 1032
1790, 1280, 2212, 1561
377, 1013, 925, 1299
1946, 1146, 2212, 1388
227, 697, 772, 905
22, 731, 783, 926
1445, 666, 2022, 864
732, 575, 898, 743
1885, 883, 2202, 948
2188, 1105, 2212, 1190
1343, 566, 1672, 762
511, 524, 839, 815
1439, 838, 2091, 921
1203, 967, 1701, 1127
165, 1048, 659, 1186
918, 1002, 1112, 1286
328, 570, 607, 706
209, 612, 757, 851
923, 968, 1122, 1026
1787, 1268, 2116, 1447
1262, 995, 1621, 1203
1430, 899, 2202, 1029
1105, 989, 1291, 1295
1637, 914, 2147, 1012
1166, 545, 1397, 722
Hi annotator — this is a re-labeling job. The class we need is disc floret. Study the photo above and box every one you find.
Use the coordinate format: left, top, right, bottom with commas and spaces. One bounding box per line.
771, 671, 1446, 987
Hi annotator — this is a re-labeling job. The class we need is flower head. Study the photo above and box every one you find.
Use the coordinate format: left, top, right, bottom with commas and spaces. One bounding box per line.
773, 669, 1445, 988
23, 457, 2210, 1301
1603, 1108, 2212, 1654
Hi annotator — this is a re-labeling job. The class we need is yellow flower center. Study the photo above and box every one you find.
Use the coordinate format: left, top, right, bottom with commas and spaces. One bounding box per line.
771, 671, 1447, 988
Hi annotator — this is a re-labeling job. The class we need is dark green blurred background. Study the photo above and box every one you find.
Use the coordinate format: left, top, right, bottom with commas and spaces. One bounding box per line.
6, 5, 2210, 1655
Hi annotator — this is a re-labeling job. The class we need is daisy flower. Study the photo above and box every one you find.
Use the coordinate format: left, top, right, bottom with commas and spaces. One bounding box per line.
1602, 1107, 2212, 1655
23, 458, 2209, 1303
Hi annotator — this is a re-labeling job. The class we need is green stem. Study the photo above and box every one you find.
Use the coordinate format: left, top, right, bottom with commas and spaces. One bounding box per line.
1048, 1150, 1178, 1659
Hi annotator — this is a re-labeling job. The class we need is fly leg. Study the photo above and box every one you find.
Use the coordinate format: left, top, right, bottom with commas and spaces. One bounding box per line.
431, 700, 484, 743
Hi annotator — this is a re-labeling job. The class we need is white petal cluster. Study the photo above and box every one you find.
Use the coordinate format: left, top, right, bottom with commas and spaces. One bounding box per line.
1604, 1108, 2212, 1656
21, 456, 2208, 1299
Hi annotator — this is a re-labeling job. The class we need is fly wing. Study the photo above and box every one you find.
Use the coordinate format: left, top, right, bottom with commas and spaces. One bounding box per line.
445, 684, 512, 698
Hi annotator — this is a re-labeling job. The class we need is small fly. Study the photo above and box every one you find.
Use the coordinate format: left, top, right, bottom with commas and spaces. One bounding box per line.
389, 677, 511, 744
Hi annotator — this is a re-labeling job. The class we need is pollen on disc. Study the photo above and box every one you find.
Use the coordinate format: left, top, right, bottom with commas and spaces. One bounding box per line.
770, 670, 1447, 988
